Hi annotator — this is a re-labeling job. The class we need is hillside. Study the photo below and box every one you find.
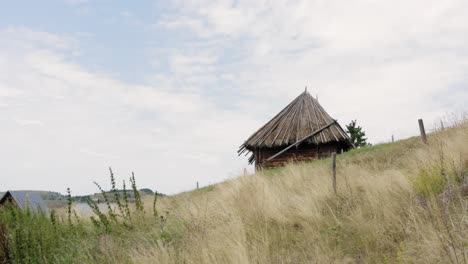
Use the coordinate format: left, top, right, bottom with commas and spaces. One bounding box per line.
153, 122, 467, 263
1, 120, 467, 263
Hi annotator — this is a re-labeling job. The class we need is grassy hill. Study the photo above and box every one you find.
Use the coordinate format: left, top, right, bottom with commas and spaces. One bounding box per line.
1, 120, 467, 263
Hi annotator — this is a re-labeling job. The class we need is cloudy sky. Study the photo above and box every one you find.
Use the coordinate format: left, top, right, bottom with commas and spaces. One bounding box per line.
1, 0, 467, 195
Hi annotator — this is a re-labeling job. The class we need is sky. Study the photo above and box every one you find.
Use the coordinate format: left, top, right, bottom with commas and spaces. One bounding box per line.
0, 0, 467, 195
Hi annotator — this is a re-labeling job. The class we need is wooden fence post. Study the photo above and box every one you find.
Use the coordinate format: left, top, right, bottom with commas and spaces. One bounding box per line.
418, 119, 428, 144
332, 152, 337, 194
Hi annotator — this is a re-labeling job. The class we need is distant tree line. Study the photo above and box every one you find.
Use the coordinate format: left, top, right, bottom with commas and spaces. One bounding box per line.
40, 189, 164, 203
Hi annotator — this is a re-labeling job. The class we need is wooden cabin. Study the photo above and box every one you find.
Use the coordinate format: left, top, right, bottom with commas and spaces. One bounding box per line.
0, 191, 49, 213
238, 89, 353, 169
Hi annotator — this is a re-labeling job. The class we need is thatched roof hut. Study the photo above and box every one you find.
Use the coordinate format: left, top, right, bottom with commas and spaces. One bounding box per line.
239, 89, 353, 169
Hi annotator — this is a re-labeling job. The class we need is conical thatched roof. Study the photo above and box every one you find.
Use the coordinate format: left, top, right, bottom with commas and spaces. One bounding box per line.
239, 90, 352, 156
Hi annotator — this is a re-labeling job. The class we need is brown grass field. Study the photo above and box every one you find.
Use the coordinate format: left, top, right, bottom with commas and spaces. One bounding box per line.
1, 117, 467, 264
125, 118, 467, 263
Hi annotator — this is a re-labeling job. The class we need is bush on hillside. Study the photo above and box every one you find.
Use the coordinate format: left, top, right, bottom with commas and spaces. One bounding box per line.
413, 164, 446, 197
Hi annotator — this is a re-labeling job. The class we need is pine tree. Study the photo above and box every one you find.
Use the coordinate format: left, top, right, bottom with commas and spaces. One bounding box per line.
346, 120, 369, 147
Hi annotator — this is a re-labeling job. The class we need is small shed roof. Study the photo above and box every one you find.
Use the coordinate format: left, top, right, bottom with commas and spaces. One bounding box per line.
239, 90, 352, 157
0, 191, 49, 213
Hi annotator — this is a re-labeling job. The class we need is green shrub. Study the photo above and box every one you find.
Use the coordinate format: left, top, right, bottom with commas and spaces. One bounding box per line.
413, 164, 446, 197
0, 206, 90, 263
0, 170, 166, 263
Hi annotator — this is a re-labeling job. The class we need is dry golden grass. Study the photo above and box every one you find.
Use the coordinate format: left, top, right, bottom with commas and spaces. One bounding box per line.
119, 119, 468, 263
31, 118, 463, 263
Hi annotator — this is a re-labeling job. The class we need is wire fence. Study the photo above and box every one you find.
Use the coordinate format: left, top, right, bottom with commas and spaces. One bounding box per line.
388, 112, 468, 144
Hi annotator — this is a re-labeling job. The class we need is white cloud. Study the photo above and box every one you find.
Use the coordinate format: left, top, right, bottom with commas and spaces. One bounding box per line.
2, 27, 76, 51
13, 119, 44, 126
0, 27, 253, 195
79, 148, 121, 160
161, 0, 468, 142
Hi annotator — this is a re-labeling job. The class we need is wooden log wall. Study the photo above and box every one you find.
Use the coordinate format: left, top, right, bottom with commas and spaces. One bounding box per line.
255, 142, 346, 169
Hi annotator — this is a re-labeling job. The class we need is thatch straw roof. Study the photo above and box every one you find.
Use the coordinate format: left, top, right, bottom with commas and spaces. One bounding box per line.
239, 90, 352, 155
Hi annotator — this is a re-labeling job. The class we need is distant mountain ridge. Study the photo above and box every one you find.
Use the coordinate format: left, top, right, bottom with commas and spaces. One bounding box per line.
0, 189, 163, 203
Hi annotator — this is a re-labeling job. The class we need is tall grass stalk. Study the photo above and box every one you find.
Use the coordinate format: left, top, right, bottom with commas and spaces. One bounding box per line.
93, 181, 117, 222
130, 172, 144, 213
109, 167, 125, 219
66, 187, 72, 226
122, 180, 131, 221
153, 191, 158, 219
